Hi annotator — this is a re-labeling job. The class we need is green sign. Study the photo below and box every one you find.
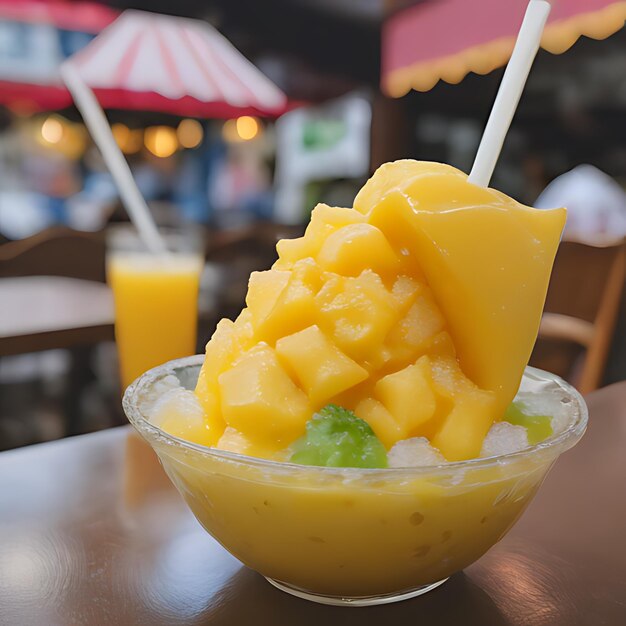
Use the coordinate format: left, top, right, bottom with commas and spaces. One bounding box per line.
302, 119, 347, 150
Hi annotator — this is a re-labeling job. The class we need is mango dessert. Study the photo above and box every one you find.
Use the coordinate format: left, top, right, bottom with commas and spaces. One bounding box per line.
124, 160, 588, 604
190, 159, 566, 463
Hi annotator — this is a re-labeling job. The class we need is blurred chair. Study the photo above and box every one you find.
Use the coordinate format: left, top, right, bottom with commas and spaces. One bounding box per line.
0, 227, 110, 438
531, 237, 625, 394
0, 227, 106, 282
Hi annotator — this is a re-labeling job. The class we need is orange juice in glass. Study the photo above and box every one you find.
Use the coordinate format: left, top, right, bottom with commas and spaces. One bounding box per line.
107, 225, 203, 501
107, 226, 203, 390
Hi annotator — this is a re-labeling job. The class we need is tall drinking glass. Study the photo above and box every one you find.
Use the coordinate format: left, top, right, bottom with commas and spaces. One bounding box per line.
107, 225, 203, 390
107, 225, 204, 503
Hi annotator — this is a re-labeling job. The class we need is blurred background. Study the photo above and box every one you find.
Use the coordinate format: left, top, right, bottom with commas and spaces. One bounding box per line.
0, 0, 624, 451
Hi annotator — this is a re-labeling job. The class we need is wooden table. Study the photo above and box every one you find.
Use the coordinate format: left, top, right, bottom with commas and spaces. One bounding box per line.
0, 276, 115, 356
0, 273, 216, 357
0, 382, 625, 625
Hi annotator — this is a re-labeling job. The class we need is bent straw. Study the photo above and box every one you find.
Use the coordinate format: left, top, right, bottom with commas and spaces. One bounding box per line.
469, 0, 552, 188
61, 62, 168, 255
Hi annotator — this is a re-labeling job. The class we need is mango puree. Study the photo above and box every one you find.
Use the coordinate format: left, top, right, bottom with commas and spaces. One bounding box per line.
152, 429, 553, 596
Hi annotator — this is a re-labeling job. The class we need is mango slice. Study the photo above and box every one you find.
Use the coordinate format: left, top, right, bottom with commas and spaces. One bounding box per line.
354, 161, 566, 415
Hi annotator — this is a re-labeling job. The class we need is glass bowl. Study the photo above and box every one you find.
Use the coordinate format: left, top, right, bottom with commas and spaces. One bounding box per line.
123, 356, 587, 606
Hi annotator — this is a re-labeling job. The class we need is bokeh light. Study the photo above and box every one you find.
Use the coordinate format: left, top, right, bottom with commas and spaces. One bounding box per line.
125, 129, 144, 154
41, 116, 64, 144
177, 119, 204, 149
112, 123, 129, 148
222, 116, 261, 143
144, 126, 178, 158
112, 123, 143, 154
35, 116, 87, 159
236, 116, 259, 140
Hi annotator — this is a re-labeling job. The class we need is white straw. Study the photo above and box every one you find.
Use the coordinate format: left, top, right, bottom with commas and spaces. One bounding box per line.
60, 63, 168, 255
469, 0, 552, 187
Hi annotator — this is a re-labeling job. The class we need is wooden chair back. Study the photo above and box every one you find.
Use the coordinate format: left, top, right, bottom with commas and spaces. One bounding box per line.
0, 227, 106, 283
531, 237, 625, 393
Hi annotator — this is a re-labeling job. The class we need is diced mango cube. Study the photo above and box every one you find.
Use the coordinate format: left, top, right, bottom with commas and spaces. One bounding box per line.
391, 275, 422, 312
218, 344, 310, 447
216, 426, 277, 459
384, 289, 446, 366
257, 259, 321, 343
311, 204, 367, 228
275, 237, 313, 269
364, 191, 425, 277
291, 256, 324, 292
317, 223, 399, 278
275, 204, 365, 268
429, 355, 470, 399
216, 427, 252, 455
246, 270, 290, 327
354, 398, 406, 449
195, 312, 254, 416
375, 356, 437, 434
316, 270, 398, 363
158, 413, 215, 447
152, 389, 221, 446
425, 355, 496, 460
431, 389, 496, 461
276, 325, 368, 406
195, 362, 220, 417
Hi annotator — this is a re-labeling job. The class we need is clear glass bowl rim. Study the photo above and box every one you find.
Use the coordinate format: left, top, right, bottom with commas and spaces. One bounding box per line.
123, 355, 588, 478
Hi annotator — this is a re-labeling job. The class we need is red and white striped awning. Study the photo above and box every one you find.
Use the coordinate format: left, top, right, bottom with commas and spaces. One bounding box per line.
65, 10, 288, 118
383, 0, 626, 96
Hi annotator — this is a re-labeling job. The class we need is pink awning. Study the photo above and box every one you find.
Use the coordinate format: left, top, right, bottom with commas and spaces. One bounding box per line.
66, 10, 288, 118
382, 0, 626, 96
